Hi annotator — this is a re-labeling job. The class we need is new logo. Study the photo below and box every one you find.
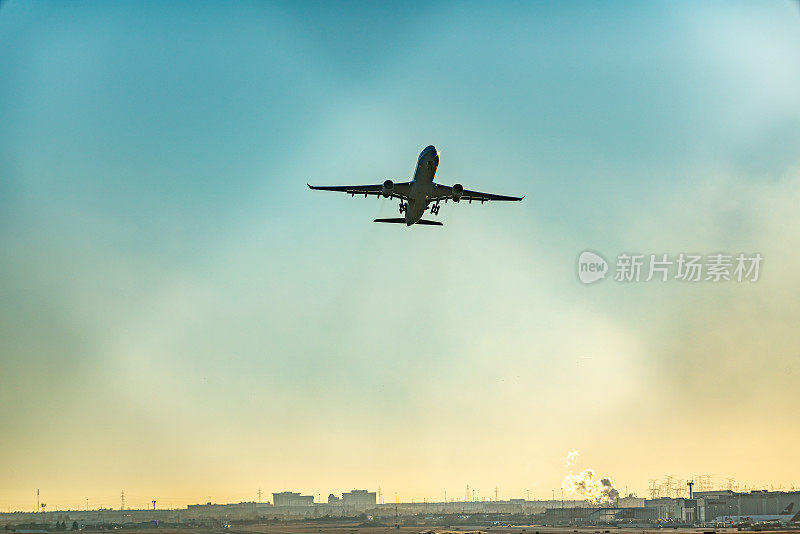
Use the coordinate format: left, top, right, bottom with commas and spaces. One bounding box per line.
578, 251, 608, 284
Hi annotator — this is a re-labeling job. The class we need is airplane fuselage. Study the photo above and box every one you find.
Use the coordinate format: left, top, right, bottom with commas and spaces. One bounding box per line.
715, 515, 795, 524
405, 145, 439, 225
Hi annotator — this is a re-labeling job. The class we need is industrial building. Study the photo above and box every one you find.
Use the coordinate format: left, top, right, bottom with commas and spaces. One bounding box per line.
536, 490, 800, 526
615, 496, 646, 508
541, 505, 657, 525
588, 507, 658, 522
645, 497, 697, 523
272, 492, 313, 507
695, 489, 800, 523
540, 507, 593, 523
341, 490, 377, 509
643, 490, 800, 525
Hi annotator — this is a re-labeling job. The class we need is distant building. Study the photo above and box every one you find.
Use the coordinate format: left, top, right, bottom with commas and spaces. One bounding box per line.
615, 496, 645, 508
328, 494, 340, 504
341, 490, 377, 509
272, 492, 314, 507
696, 490, 800, 523
542, 507, 593, 523
589, 507, 657, 522
645, 497, 696, 522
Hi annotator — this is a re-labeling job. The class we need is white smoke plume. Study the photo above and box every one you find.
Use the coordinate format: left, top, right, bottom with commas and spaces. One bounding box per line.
566, 450, 579, 466
562, 468, 620, 504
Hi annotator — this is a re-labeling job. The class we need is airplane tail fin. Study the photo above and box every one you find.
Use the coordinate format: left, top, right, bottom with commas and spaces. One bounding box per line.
789, 508, 800, 523
373, 218, 443, 226
782, 503, 794, 515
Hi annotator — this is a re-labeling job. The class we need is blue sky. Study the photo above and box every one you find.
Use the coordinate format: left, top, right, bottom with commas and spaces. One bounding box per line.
2, 0, 800, 510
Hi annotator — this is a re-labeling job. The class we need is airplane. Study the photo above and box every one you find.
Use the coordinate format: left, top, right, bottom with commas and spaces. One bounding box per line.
713, 502, 800, 525
307, 145, 523, 226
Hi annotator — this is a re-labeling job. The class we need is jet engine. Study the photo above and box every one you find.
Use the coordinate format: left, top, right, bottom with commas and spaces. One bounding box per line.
452, 183, 464, 202
382, 179, 394, 198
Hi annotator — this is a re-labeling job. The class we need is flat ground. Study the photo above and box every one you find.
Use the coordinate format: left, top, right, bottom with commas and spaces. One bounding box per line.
77, 525, 797, 534
226, 523, 795, 534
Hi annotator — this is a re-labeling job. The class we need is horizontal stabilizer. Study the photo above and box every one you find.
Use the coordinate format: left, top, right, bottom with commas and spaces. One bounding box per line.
373, 218, 443, 226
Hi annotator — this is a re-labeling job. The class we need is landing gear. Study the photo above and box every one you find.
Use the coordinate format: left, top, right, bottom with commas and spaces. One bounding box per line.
399, 201, 407, 213
430, 203, 440, 215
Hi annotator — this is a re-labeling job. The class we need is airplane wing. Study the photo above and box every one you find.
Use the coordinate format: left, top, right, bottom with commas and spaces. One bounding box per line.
307, 182, 412, 199
430, 183, 524, 203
